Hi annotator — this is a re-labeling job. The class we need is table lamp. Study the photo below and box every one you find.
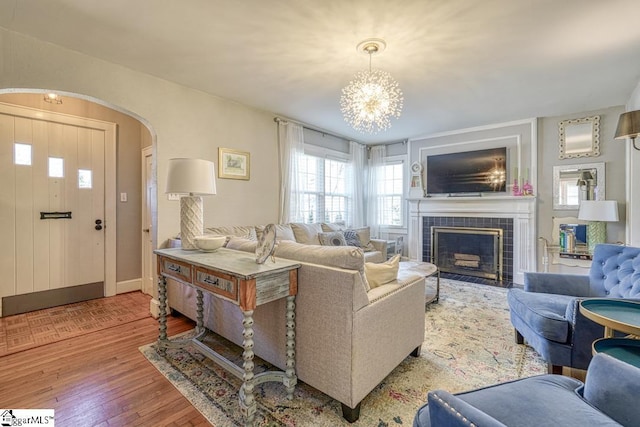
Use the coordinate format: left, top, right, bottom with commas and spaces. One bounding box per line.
578, 200, 619, 253
166, 158, 217, 250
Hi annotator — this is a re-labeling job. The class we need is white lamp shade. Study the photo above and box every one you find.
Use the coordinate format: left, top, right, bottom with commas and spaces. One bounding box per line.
165, 158, 216, 195
578, 200, 619, 222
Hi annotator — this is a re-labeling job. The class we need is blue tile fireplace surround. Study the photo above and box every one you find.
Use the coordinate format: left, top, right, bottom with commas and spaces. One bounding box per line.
422, 216, 514, 287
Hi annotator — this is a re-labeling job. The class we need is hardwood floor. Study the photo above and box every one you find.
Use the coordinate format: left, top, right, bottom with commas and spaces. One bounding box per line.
0, 312, 210, 426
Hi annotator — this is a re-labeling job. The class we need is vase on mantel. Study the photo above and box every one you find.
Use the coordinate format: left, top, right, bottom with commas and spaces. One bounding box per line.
512, 179, 522, 196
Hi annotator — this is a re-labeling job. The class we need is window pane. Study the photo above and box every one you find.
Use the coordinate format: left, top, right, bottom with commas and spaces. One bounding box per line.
78, 169, 92, 189
14, 143, 32, 166
49, 157, 64, 178
378, 162, 404, 226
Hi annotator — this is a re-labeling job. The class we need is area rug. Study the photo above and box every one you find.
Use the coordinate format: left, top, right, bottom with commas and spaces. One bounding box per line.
140, 279, 546, 426
0, 291, 151, 356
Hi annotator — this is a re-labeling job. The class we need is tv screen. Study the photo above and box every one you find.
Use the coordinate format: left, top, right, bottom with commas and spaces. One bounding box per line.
426, 147, 507, 195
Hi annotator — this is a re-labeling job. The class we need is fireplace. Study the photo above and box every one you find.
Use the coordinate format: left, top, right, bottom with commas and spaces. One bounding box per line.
431, 226, 503, 281
421, 216, 514, 283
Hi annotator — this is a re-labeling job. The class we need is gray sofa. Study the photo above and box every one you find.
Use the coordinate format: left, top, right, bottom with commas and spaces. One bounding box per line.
166, 224, 425, 422
414, 353, 640, 427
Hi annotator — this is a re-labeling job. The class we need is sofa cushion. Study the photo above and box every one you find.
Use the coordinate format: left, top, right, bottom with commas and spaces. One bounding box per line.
318, 231, 347, 247
206, 225, 257, 240
225, 236, 258, 252
290, 223, 323, 245
274, 240, 364, 271
256, 224, 296, 242
365, 255, 400, 289
507, 289, 574, 343
321, 222, 346, 232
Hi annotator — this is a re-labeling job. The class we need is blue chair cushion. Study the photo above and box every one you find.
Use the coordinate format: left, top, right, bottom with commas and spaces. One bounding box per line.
414, 374, 621, 427
507, 288, 574, 343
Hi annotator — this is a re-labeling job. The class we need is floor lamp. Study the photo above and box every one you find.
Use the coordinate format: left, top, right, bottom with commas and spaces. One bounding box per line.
578, 200, 619, 253
166, 158, 217, 250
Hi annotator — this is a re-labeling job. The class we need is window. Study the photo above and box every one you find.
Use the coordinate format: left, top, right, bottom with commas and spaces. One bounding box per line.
48, 157, 64, 178
376, 160, 405, 227
14, 143, 32, 166
298, 152, 349, 224
78, 169, 92, 188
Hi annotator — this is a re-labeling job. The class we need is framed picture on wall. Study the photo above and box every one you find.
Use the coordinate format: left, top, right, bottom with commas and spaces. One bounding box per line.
218, 148, 250, 180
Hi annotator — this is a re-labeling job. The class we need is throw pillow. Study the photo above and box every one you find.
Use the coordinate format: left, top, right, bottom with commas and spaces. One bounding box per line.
290, 223, 323, 245
354, 227, 376, 252
343, 229, 362, 247
364, 254, 401, 289
318, 231, 347, 247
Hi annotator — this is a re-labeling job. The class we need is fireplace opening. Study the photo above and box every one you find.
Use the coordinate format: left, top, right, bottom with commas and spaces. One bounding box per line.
431, 226, 503, 281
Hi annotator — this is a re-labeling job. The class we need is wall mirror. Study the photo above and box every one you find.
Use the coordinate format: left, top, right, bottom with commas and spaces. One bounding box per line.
552, 162, 605, 210
558, 116, 600, 159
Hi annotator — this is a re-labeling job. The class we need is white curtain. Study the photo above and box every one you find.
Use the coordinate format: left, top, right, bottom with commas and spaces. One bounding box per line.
367, 145, 386, 238
349, 141, 366, 228
277, 121, 305, 223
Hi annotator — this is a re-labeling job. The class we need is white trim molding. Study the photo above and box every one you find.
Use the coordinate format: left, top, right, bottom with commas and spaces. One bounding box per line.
407, 196, 536, 285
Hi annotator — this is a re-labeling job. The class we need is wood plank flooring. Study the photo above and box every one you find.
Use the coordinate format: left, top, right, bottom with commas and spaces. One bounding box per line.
0, 312, 210, 426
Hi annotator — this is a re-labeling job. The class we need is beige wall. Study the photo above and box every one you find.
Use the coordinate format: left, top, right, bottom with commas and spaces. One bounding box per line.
0, 28, 280, 290
0, 92, 148, 282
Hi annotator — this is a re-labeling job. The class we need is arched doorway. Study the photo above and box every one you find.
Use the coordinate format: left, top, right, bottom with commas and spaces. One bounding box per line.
0, 90, 156, 316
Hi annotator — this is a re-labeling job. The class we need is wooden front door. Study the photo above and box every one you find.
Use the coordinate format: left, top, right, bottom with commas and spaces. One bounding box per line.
0, 112, 106, 300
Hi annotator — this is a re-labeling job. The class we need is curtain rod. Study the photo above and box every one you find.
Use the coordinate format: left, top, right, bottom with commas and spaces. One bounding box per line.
274, 116, 406, 148
273, 116, 363, 144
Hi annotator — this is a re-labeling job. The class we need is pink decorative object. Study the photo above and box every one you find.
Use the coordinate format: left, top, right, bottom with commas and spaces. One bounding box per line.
512, 178, 522, 196
522, 180, 534, 196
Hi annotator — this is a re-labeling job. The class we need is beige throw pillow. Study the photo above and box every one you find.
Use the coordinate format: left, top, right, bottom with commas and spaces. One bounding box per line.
364, 254, 400, 289
318, 231, 347, 247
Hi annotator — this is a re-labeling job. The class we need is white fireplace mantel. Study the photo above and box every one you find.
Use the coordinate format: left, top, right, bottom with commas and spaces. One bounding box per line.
407, 196, 537, 284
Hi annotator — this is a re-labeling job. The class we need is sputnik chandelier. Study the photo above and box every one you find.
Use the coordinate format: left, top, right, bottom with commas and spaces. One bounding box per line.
340, 38, 403, 134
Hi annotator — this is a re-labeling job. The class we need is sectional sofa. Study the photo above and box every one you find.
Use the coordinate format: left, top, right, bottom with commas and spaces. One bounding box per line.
166, 223, 426, 422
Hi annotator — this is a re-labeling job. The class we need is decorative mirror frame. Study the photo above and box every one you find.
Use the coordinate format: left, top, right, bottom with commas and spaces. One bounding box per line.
558, 116, 600, 159
552, 162, 605, 210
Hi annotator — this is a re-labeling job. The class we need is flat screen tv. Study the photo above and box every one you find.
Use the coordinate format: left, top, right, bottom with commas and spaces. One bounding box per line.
426, 147, 507, 195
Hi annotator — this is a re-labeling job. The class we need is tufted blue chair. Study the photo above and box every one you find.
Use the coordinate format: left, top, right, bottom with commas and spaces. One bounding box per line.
507, 244, 640, 373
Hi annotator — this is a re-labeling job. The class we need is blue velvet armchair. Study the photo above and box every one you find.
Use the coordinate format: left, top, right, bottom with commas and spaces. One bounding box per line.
413, 353, 640, 427
508, 243, 640, 373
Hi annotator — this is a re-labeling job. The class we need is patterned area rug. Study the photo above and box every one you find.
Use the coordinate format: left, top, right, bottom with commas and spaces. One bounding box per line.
140, 279, 546, 426
0, 291, 151, 356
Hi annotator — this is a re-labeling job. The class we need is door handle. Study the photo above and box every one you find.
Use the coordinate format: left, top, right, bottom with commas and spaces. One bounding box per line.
143, 228, 150, 233
95, 219, 103, 230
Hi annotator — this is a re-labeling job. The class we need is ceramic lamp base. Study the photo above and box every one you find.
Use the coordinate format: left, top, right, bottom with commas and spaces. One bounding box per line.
587, 221, 606, 254
180, 196, 203, 250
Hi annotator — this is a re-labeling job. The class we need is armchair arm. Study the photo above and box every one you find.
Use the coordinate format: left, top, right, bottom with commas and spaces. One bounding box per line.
564, 298, 605, 370
524, 272, 591, 296
584, 353, 640, 427
369, 238, 387, 254
426, 390, 508, 427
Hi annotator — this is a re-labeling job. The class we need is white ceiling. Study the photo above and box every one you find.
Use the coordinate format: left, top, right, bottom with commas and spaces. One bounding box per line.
1, 0, 640, 143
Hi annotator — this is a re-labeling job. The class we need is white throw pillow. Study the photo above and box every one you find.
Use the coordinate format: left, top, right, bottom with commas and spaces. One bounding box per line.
364, 254, 400, 289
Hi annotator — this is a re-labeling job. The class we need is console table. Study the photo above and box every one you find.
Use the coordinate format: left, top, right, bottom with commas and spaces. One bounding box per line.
155, 247, 300, 426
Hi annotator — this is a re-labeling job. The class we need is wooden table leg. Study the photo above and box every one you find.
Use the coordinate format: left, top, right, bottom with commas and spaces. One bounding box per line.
241, 310, 256, 426
196, 289, 204, 335
157, 276, 168, 356
285, 295, 297, 399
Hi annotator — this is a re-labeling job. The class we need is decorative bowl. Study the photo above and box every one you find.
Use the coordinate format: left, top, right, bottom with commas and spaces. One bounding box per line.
194, 235, 226, 252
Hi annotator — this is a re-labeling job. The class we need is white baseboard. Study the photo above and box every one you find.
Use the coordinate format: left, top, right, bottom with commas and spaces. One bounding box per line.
116, 278, 142, 294
149, 298, 161, 319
